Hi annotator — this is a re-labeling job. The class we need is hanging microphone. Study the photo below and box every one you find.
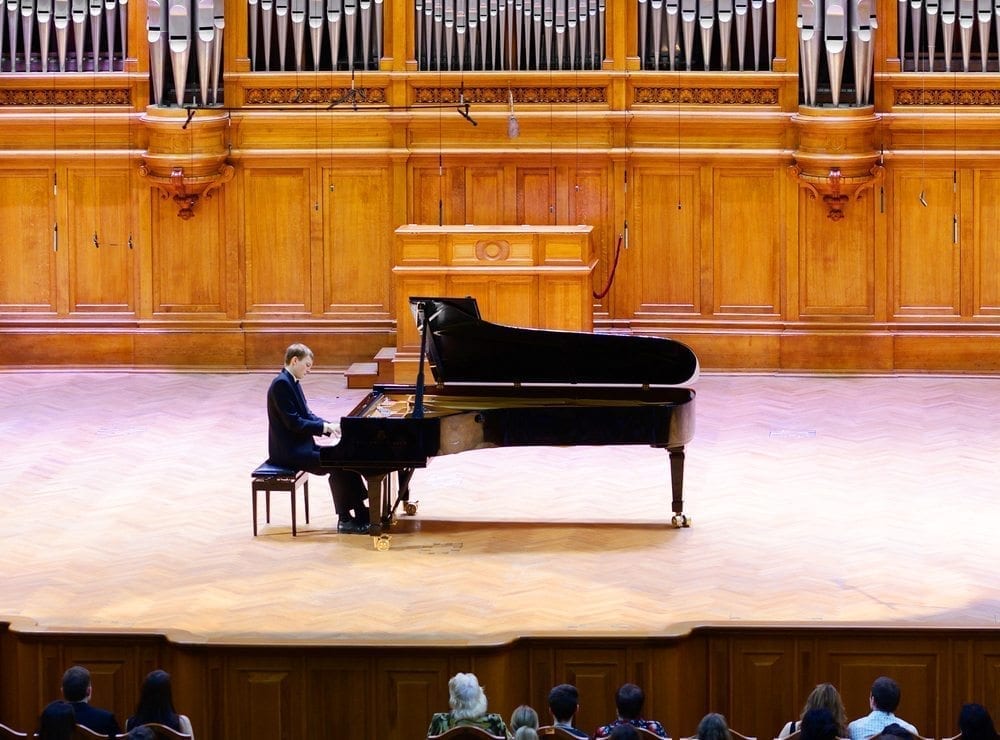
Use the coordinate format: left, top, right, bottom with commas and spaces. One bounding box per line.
507, 88, 519, 138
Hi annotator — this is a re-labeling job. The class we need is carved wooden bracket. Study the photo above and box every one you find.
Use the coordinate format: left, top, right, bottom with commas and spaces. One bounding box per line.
789, 163, 885, 221
138, 107, 234, 220
139, 163, 235, 220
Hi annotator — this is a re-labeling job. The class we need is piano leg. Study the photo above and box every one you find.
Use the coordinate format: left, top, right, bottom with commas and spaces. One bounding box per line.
395, 467, 419, 516
668, 446, 691, 527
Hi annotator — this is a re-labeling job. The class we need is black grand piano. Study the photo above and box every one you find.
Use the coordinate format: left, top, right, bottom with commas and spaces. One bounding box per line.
320, 297, 699, 549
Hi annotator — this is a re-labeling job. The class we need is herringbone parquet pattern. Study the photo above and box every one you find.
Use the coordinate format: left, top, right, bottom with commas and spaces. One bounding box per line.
1, 371, 998, 644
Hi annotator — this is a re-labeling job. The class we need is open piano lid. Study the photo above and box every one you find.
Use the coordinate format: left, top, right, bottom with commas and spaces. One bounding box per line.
408, 297, 699, 387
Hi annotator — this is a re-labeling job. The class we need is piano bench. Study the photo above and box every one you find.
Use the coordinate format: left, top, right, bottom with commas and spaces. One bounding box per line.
251, 463, 310, 537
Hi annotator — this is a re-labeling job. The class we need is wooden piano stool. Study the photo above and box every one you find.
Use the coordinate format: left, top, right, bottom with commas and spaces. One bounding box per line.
251, 462, 310, 536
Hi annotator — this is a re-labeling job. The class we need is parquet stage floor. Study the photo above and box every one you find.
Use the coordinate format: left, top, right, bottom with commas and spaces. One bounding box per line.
1, 371, 998, 646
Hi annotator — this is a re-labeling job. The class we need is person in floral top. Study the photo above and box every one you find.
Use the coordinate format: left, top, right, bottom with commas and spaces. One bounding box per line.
427, 672, 510, 738
594, 683, 667, 738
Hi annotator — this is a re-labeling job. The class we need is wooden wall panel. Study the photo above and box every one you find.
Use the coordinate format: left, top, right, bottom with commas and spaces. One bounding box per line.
228, 663, 296, 740
974, 172, 1000, 317
324, 168, 393, 316
377, 657, 451, 740
728, 639, 796, 740
448, 275, 538, 327
631, 169, 700, 315
799, 191, 877, 318
555, 649, 627, 737
412, 165, 466, 225
0, 170, 56, 312
305, 664, 370, 740
65, 168, 135, 314
466, 168, 504, 224
893, 171, 962, 318
150, 194, 227, 315
517, 168, 556, 225
714, 169, 782, 316
243, 167, 312, 315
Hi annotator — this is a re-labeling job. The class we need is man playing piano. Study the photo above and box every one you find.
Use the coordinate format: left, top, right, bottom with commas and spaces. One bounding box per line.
266, 343, 370, 534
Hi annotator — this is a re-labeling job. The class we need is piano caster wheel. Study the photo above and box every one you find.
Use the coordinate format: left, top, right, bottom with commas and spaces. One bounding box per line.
373, 535, 391, 551
671, 514, 691, 528
404, 501, 418, 516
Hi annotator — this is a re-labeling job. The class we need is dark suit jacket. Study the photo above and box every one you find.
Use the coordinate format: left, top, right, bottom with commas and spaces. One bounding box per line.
71, 701, 121, 738
267, 367, 327, 470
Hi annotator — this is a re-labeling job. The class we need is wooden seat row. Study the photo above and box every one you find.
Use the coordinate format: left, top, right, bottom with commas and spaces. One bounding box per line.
0, 722, 191, 740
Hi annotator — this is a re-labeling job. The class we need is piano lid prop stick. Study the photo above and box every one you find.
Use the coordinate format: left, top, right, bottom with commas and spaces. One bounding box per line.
412, 301, 430, 419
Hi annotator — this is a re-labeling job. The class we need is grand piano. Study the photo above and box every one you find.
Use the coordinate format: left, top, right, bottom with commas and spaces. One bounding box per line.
320, 297, 699, 549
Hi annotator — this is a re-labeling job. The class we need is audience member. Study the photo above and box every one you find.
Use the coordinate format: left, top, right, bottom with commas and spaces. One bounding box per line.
595, 683, 667, 738
548, 684, 588, 738
37, 700, 76, 740
847, 677, 918, 740
801, 708, 842, 740
514, 728, 540, 740
61, 665, 121, 738
125, 669, 194, 738
779, 683, 849, 738
610, 726, 640, 740
427, 672, 510, 737
871, 723, 915, 740
511, 705, 539, 733
959, 704, 999, 740
697, 713, 731, 740
128, 728, 156, 740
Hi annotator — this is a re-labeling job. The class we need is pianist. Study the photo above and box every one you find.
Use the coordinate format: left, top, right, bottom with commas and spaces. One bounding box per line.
266, 343, 369, 534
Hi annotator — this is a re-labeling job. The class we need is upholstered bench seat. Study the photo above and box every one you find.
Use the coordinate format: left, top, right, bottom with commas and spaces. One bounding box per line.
251, 462, 310, 536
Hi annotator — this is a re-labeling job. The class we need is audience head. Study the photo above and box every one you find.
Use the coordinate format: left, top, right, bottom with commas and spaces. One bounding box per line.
615, 683, 646, 720
514, 728, 540, 740
134, 669, 178, 724
801, 683, 848, 734
548, 683, 581, 723
801, 708, 840, 740
37, 700, 76, 740
61, 665, 92, 703
875, 723, 914, 740
610, 726, 640, 740
960, 703, 999, 740
511, 704, 539, 732
870, 677, 902, 713
697, 712, 731, 740
448, 672, 489, 721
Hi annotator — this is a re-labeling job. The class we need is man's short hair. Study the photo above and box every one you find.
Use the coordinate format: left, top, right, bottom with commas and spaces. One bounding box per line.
871, 677, 901, 713
61, 665, 91, 702
616, 683, 645, 720
548, 684, 580, 722
284, 343, 314, 365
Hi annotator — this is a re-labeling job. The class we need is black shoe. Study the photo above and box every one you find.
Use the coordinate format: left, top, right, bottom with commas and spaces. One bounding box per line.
337, 518, 369, 535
